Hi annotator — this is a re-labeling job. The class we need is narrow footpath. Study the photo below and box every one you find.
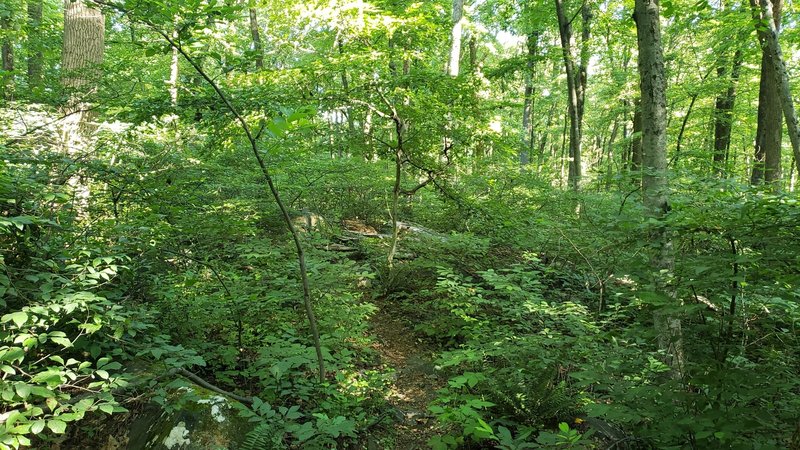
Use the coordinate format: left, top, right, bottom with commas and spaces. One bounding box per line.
369, 302, 444, 449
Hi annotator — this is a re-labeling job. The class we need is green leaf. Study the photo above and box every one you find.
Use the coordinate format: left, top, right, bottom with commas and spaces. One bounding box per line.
14, 383, 31, 400
30, 420, 45, 435
47, 419, 67, 434
2, 312, 28, 328
50, 337, 72, 348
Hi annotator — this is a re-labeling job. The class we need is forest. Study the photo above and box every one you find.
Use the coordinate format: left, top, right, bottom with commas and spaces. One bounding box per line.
1, 0, 799, 448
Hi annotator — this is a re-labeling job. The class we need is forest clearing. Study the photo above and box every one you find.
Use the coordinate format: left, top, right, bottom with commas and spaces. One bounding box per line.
1, 0, 799, 448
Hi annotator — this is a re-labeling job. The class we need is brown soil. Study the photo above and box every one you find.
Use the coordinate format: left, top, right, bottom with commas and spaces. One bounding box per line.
369, 303, 444, 449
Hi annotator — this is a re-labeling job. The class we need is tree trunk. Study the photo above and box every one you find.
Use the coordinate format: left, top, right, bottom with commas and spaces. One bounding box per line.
27, 0, 43, 89
520, 31, 539, 166
448, 0, 463, 77
169, 25, 179, 107
751, 0, 783, 184
338, 38, 355, 136
752, 0, 800, 181
63, 0, 104, 91
673, 92, 698, 168
249, 7, 263, 70
713, 50, 743, 176
631, 98, 642, 172
555, 0, 584, 190
634, 0, 684, 376
605, 119, 619, 190
468, 34, 477, 71
537, 102, 556, 169
61, 0, 105, 217
1, 11, 13, 100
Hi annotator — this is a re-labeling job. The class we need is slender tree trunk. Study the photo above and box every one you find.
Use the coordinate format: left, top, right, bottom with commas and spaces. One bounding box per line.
577, 3, 591, 136
713, 50, 743, 176
555, 0, 580, 190
634, 0, 684, 376
27, 0, 44, 89
537, 102, 556, 169
338, 38, 355, 136
631, 98, 643, 172
448, 0, 464, 77
1, 11, 13, 100
751, 0, 783, 184
560, 108, 568, 187
169, 25, 179, 107
249, 7, 263, 70
468, 34, 477, 71
605, 119, 619, 189
520, 31, 539, 166
674, 92, 698, 167
387, 114, 405, 269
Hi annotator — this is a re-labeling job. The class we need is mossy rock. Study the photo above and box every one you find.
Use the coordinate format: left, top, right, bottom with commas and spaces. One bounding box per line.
127, 384, 253, 450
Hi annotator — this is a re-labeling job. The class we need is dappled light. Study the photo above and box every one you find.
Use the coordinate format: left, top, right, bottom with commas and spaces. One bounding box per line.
1, 0, 799, 448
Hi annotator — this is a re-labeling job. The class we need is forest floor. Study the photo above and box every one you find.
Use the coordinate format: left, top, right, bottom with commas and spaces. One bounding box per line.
369, 300, 444, 449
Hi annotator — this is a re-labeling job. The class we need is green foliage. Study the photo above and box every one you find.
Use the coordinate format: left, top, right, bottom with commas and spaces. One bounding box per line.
2, 0, 800, 447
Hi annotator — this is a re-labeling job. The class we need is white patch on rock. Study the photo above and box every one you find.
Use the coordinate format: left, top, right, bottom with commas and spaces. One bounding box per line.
210, 404, 226, 423
197, 396, 227, 423
163, 421, 190, 448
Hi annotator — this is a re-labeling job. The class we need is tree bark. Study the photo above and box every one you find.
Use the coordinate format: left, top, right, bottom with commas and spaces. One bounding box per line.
61, 0, 105, 218
537, 102, 556, 169
555, 0, 579, 189
555, 0, 590, 190
63, 0, 104, 91
631, 97, 642, 172
249, 7, 263, 70
468, 34, 477, 71
520, 31, 539, 166
338, 38, 355, 136
634, 0, 683, 376
169, 24, 179, 107
751, 0, 783, 184
448, 0, 463, 77
1, 10, 13, 100
27, 0, 43, 89
712, 50, 743, 176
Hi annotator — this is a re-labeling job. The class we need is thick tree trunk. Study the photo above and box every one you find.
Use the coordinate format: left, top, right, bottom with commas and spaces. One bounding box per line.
751, 0, 800, 180
27, 0, 43, 89
249, 7, 263, 70
63, 0, 104, 91
61, 0, 105, 217
712, 50, 743, 176
448, 0, 464, 77
751, 0, 783, 184
634, 0, 684, 376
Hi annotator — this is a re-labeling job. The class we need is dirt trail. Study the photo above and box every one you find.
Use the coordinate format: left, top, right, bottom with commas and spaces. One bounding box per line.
370, 303, 444, 449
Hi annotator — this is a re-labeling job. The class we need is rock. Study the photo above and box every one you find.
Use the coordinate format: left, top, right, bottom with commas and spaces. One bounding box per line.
127, 384, 253, 450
